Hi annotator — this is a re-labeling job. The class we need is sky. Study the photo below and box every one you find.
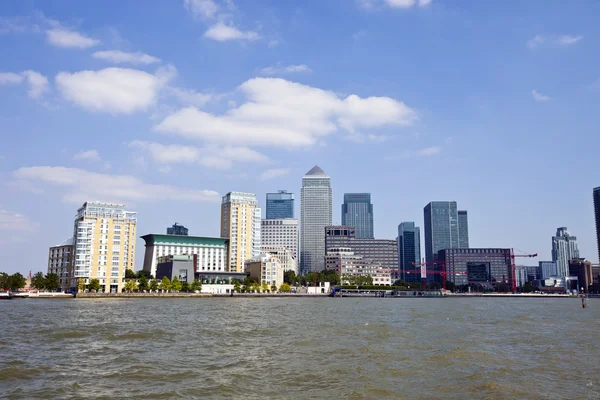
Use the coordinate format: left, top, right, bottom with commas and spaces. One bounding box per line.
1, 0, 599, 275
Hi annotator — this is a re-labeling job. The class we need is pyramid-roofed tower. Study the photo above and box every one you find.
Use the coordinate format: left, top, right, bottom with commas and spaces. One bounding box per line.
304, 165, 328, 177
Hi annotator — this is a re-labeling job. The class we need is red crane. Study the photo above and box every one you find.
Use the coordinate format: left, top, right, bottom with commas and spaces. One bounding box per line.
510, 249, 538, 292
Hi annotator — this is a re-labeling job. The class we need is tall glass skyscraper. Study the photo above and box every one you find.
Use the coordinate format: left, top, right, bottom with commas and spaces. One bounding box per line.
458, 210, 469, 248
266, 190, 294, 219
300, 165, 332, 274
594, 186, 600, 264
397, 222, 421, 283
424, 201, 459, 283
551, 227, 579, 278
341, 193, 374, 239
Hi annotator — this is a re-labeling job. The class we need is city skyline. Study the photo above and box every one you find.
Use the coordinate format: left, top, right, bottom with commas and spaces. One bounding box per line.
1, 1, 600, 274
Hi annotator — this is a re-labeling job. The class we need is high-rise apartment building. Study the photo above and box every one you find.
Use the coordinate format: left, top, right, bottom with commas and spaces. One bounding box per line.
397, 222, 421, 283
47, 238, 73, 291
266, 190, 294, 219
539, 261, 558, 280
300, 166, 332, 274
424, 201, 459, 283
261, 219, 298, 260
72, 202, 137, 293
220, 192, 261, 273
594, 186, 600, 265
552, 227, 579, 278
458, 210, 469, 248
341, 193, 374, 239
167, 223, 188, 236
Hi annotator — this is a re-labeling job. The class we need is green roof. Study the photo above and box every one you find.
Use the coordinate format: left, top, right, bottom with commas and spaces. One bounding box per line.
141, 234, 228, 247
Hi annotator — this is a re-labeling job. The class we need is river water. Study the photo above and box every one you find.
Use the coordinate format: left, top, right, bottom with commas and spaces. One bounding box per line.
0, 297, 598, 399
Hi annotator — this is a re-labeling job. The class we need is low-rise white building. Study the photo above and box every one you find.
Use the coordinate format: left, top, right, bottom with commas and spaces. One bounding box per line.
260, 245, 297, 274
245, 253, 285, 289
326, 247, 391, 286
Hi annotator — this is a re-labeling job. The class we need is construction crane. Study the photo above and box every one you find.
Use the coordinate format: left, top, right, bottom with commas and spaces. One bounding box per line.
510, 249, 538, 292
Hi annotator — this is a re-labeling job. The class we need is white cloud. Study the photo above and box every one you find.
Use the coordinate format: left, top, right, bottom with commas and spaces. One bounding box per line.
156, 77, 416, 148
385, 145, 441, 160
167, 87, 212, 107
260, 168, 289, 181
55, 67, 173, 114
73, 150, 101, 161
415, 146, 441, 156
0, 208, 39, 232
0, 72, 24, 85
532, 89, 550, 102
268, 39, 280, 48
418, 0, 432, 6
21, 70, 49, 99
129, 140, 269, 170
558, 35, 583, 46
46, 27, 100, 49
527, 34, 544, 48
353, 30, 367, 41
357, 0, 377, 10
385, 0, 416, 7
204, 23, 260, 41
259, 64, 312, 76
13, 166, 220, 204
92, 50, 161, 65
184, 0, 219, 19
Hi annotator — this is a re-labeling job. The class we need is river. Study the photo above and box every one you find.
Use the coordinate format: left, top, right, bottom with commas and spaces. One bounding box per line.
0, 297, 598, 399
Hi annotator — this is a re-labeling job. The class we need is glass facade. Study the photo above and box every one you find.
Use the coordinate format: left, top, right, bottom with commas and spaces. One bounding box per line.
539, 261, 558, 280
341, 193, 374, 239
397, 222, 421, 283
551, 227, 579, 278
458, 210, 469, 248
438, 248, 514, 290
266, 190, 294, 219
594, 187, 600, 265
325, 226, 398, 270
167, 223, 188, 236
424, 201, 459, 283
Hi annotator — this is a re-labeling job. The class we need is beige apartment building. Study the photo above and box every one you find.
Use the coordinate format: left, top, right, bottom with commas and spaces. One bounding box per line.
47, 238, 73, 291
71, 201, 137, 293
220, 192, 261, 272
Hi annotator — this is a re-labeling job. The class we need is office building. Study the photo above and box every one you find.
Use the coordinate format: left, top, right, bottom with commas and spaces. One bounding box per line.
341, 193, 374, 239
72, 202, 137, 293
300, 166, 332, 274
325, 226, 398, 270
325, 247, 391, 286
261, 219, 298, 260
551, 227, 580, 278
437, 248, 515, 291
260, 245, 298, 274
266, 190, 294, 219
458, 210, 469, 248
539, 261, 558, 280
397, 222, 421, 283
245, 253, 285, 290
221, 192, 261, 273
47, 238, 73, 291
568, 258, 593, 291
141, 234, 229, 277
424, 202, 460, 283
167, 223, 188, 236
594, 187, 600, 265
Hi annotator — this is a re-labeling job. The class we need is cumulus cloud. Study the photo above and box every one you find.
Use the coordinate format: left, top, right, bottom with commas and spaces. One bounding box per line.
360, 0, 431, 9
260, 168, 289, 180
259, 64, 312, 76
0, 72, 24, 85
204, 23, 260, 41
558, 35, 583, 46
55, 67, 174, 114
0, 208, 39, 232
21, 70, 49, 99
415, 146, 441, 156
532, 89, 550, 102
13, 166, 220, 204
92, 50, 161, 65
528, 34, 583, 49
156, 77, 416, 148
73, 150, 101, 161
167, 87, 212, 107
46, 27, 100, 49
129, 140, 269, 170
184, 0, 219, 19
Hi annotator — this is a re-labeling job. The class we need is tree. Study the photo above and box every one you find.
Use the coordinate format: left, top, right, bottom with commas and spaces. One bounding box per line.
284, 270, 296, 285
44, 273, 60, 291
77, 278, 86, 292
445, 281, 456, 293
191, 279, 202, 292
136, 270, 152, 279
261, 282, 269, 293
31, 272, 46, 290
125, 269, 136, 279
279, 282, 291, 292
149, 279, 159, 291
124, 279, 137, 292
271, 284, 277, 293
320, 270, 341, 285
9, 273, 26, 291
233, 281, 241, 293
0, 272, 10, 290
137, 275, 149, 291
159, 277, 171, 291
171, 276, 182, 292
88, 278, 101, 292
181, 282, 190, 292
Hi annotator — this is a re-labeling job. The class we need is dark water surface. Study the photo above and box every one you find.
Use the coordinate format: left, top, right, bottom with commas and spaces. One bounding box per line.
0, 297, 598, 399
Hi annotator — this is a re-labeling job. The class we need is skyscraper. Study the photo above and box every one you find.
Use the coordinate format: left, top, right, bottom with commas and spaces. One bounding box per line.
266, 190, 294, 219
300, 165, 332, 274
167, 222, 188, 236
424, 201, 459, 283
72, 202, 137, 293
594, 186, 600, 265
341, 193, 374, 239
551, 227, 579, 278
458, 210, 469, 248
397, 222, 421, 283
261, 218, 298, 260
220, 192, 261, 273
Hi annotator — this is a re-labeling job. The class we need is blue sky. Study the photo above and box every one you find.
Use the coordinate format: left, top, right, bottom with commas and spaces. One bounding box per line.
1, 0, 599, 274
